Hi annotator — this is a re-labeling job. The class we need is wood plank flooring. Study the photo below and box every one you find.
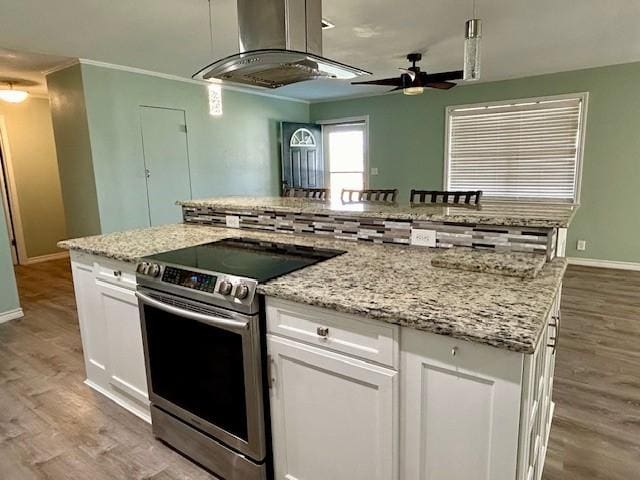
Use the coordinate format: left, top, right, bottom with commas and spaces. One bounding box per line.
542, 265, 640, 480
0, 259, 215, 479
1, 259, 639, 479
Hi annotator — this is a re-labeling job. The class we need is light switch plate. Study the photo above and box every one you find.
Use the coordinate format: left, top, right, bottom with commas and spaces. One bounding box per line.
371, 167, 379, 175
411, 228, 437, 247
576, 239, 587, 251
226, 215, 240, 228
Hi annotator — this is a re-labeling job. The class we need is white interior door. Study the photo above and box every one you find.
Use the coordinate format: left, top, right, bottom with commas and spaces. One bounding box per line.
140, 106, 192, 226
323, 122, 367, 203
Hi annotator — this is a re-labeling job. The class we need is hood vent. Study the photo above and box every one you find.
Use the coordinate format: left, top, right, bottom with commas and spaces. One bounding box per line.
193, 0, 370, 89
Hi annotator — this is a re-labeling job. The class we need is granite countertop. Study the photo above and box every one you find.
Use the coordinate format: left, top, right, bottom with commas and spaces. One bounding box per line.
178, 196, 578, 228
431, 248, 547, 279
59, 224, 567, 354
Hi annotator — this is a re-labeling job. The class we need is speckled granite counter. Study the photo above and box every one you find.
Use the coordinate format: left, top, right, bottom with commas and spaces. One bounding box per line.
59, 224, 567, 354
431, 248, 546, 279
178, 196, 577, 228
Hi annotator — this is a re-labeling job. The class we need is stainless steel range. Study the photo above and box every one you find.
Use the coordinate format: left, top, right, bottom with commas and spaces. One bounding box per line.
135, 238, 344, 480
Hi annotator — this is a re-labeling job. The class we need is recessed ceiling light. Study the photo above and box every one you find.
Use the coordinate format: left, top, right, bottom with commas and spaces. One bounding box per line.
321, 19, 335, 30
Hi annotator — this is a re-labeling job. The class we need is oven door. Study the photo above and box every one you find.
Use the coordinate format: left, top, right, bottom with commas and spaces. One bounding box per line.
136, 287, 266, 462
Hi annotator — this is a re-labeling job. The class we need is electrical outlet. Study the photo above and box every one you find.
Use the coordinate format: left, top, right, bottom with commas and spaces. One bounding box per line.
370, 167, 379, 175
411, 228, 437, 247
576, 239, 587, 251
226, 215, 240, 228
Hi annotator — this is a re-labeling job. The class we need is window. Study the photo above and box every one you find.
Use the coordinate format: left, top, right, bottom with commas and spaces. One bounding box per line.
323, 121, 367, 203
445, 94, 587, 203
290, 128, 317, 147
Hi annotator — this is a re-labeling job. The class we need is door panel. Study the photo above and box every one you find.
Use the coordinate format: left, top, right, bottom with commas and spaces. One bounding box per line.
97, 279, 149, 404
140, 107, 192, 225
401, 329, 522, 480
281, 122, 323, 191
268, 334, 398, 480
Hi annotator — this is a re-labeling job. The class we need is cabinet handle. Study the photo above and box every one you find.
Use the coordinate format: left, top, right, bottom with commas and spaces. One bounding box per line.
547, 313, 561, 355
451, 346, 458, 357
317, 326, 329, 338
113, 270, 122, 277
267, 355, 275, 389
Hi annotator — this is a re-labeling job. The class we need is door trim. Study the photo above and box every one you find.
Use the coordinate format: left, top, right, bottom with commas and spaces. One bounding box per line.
0, 116, 27, 265
319, 116, 370, 190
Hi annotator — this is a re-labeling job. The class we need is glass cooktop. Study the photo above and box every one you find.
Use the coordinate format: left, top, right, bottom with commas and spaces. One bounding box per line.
145, 237, 345, 283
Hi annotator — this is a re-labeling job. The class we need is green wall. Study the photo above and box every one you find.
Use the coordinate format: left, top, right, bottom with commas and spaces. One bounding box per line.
48, 64, 102, 239
311, 62, 640, 263
0, 202, 20, 315
79, 64, 309, 233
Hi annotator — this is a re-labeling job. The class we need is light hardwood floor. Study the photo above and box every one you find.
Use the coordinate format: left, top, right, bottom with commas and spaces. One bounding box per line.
1, 259, 639, 479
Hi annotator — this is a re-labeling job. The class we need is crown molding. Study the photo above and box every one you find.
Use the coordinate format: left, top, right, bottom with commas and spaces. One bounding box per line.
76, 59, 310, 104
42, 58, 81, 76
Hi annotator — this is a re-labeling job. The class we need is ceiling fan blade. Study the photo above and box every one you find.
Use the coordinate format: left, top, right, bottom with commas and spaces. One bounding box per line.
424, 81, 457, 90
422, 70, 464, 82
351, 77, 403, 86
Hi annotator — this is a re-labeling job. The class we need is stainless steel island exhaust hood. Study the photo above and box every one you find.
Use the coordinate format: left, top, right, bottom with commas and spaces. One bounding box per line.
193, 0, 370, 88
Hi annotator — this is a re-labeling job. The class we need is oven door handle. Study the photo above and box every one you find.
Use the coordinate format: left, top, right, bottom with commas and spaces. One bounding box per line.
135, 291, 250, 331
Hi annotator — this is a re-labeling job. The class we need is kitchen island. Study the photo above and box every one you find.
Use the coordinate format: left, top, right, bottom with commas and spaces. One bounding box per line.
58, 198, 573, 480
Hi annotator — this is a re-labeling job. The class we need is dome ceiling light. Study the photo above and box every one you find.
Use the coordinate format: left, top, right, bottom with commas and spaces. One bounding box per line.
0, 82, 29, 103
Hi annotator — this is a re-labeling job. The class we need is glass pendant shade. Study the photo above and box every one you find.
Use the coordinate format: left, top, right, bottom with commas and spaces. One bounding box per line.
463, 18, 482, 81
0, 88, 29, 103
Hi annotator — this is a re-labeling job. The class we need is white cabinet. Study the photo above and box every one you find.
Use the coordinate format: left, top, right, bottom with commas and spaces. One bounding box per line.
71, 253, 109, 384
96, 279, 149, 406
70, 251, 150, 422
266, 299, 399, 480
401, 330, 523, 480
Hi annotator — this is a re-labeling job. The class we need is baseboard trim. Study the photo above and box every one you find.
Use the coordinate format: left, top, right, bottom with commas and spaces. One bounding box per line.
0, 308, 24, 324
568, 257, 640, 271
23, 251, 70, 265
84, 379, 151, 424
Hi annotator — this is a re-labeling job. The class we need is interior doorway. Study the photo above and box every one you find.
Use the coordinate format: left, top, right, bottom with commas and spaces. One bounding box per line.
0, 126, 18, 265
320, 118, 369, 203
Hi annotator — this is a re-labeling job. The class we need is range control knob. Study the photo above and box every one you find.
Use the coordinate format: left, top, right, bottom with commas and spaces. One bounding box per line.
136, 262, 146, 274
218, 280, 233, 296
148, 263, 161, 278
235, 284, 250, 300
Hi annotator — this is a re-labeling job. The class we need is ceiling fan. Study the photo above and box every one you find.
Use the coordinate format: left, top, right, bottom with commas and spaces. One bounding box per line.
351, 53, 463, 96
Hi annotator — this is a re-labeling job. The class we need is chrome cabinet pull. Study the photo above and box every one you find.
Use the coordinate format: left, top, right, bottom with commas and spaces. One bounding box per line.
317, 326, 329, 338
451, 346, 459, 356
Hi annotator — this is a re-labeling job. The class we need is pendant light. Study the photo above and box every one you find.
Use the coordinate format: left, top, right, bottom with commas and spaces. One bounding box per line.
0, 82, 29, 103
206, 0, 223, 116
463, 0, 482, 81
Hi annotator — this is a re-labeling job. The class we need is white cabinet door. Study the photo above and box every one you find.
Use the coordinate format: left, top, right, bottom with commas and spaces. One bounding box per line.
268, 334, 398, 480
96, 279, 149, 405
71, 256, 108, 385
401, 329, 523, 480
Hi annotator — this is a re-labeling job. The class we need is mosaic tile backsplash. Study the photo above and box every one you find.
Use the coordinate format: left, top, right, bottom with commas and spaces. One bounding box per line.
182, 206, 556, 259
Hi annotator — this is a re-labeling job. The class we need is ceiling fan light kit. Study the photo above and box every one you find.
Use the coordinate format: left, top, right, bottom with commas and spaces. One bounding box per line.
351, 52, 463, 96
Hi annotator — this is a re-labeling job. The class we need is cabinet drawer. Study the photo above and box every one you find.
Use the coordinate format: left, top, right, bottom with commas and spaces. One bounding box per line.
266, 298, 399, 368
95, 258, 137, 290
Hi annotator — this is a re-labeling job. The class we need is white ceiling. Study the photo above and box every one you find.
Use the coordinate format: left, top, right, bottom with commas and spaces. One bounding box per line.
1, 0, 639, 101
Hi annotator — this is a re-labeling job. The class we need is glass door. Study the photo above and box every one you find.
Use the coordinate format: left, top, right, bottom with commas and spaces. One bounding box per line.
323, 122, 367, 203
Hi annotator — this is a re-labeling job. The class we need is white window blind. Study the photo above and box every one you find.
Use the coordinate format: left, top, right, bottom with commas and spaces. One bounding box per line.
446, 96, 585, 203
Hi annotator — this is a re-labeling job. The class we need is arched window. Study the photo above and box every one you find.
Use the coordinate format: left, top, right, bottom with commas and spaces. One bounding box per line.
290, 128, 316, 147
